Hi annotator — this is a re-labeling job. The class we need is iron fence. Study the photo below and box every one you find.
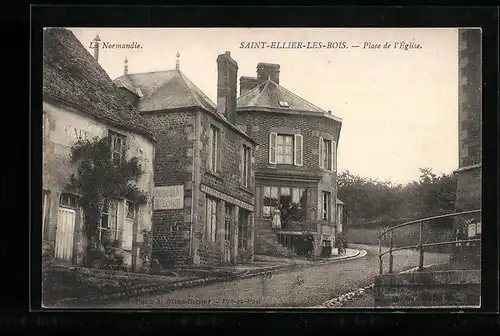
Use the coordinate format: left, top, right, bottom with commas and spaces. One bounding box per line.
378, 210, 481, 274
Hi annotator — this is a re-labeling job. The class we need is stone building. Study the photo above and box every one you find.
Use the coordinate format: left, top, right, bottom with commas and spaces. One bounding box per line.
236, 63, 343, 257
114, 52, 257, 268
42, 28, 155, 272
455, 28, 482, 213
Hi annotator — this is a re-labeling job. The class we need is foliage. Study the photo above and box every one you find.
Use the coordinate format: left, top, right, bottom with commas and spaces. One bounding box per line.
295, 231, 315, 256
69, 136, 148, 268
140, 229, 153, 261
338, 168, 457, 227
335, 232, 348, 251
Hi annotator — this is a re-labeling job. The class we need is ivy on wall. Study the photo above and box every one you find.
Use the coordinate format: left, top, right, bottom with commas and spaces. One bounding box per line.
70, 136, 148, 267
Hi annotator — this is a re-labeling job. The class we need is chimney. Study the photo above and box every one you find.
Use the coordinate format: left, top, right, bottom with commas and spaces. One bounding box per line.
93, 34, 101, 63
240, 76, 261, 96
216, 51, 238, 124
257, 63, 280, 84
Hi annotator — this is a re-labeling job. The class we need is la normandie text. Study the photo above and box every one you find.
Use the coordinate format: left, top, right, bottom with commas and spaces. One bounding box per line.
89, 41, 142, 49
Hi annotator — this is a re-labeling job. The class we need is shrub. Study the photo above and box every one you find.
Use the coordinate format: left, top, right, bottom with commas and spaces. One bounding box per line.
335, 232, 348, 253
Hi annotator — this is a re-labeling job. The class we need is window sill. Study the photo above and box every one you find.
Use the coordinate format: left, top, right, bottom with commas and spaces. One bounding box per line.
205, 170, 223, 180
239, 185, 253, 194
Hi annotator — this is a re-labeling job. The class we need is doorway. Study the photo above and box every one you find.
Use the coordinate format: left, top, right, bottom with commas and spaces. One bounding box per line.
55, 193, 78, 262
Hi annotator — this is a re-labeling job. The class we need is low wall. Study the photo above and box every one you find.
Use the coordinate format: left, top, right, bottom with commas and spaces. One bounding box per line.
347, 224, 454, 253
374, 269, 481, 307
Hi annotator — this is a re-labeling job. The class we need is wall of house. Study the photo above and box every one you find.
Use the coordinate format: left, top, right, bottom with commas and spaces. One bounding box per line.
237, 111, 340, 256
194, 111, 256, 265
42, 98, 155, 271
141, 110, 197, 268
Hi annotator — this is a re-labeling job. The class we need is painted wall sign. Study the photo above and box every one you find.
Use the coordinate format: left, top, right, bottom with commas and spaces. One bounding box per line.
64, 125, 91, 141
153, 185, 184, 210
200, 184, 254, 211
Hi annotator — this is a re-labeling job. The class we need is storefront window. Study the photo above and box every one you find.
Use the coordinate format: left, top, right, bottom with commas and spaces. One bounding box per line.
263, 187, 307, 223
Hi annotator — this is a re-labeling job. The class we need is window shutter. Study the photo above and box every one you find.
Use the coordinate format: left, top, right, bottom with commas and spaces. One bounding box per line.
331, 140, 336, 171
240, 146, 244, 184
319, 137, 324, 168
208, 128, 213, 170
269, 132, 277, 164
294, 134, 303, 166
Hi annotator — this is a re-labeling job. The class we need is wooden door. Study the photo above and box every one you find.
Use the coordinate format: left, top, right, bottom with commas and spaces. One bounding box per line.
55, 207, 76, 262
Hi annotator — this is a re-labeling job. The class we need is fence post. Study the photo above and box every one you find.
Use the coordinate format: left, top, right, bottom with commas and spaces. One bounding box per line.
388, 229, 394, 273
418, 221, 424, 271
378, 234, 383, 275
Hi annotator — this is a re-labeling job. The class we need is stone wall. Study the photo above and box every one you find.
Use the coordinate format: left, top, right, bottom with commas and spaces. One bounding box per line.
141, 109, 197, 268
374, 270, 481, 307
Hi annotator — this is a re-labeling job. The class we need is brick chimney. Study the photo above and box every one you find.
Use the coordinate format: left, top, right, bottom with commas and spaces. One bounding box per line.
216, 51, 238, 124
257, 62, 280, 84
240, 76, 260, 96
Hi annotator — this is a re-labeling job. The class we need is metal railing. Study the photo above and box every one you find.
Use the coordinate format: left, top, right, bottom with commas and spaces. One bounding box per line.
378, 210, 481, 274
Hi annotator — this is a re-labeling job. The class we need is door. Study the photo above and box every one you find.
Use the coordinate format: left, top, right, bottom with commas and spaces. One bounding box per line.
55, 207, 76, 262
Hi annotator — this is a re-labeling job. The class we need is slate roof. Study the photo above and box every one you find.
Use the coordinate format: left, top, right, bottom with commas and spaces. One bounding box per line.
114, 70, 217, 113
113, 68, 256, 144
43, 28, 155, 141
237, 79, 341, 121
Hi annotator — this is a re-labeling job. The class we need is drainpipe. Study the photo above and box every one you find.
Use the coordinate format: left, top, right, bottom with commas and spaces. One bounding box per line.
189, 112, 200, 261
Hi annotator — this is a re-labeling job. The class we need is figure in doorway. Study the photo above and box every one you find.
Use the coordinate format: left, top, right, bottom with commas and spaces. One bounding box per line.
272, 207, 282, 230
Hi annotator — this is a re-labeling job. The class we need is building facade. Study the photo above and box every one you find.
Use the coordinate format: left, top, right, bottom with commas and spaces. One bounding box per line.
455, 28, 482, 213
114, 52, 257, 268
42, 28, 155, 272
236, 63, 343, 257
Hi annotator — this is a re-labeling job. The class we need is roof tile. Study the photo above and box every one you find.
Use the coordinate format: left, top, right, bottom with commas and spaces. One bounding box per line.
43, 28, 154, 140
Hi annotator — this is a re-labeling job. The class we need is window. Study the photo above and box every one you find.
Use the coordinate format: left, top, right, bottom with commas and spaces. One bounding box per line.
99, 199, 121, 244
322, 191, 331, 221
278, 101, 290, 108
269, 133, 303, 166
206, 197, 218, 242
59, 193, 78, 209
238, 209, 249, 250
241, 145, 251, 187
109, 131, 126, 161
125, 200, 135, 220
319, 137, 336, 171
263, 186, 307, 222
208, 125, 219, 172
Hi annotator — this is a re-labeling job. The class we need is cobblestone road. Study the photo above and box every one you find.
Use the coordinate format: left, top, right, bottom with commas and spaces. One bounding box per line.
95, 244, 449, 308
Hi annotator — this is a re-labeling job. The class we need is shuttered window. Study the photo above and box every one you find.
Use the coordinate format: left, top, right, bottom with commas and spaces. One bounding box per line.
332, 140, 337, 172
294, 134, 303, 166
270, 132, 303, 166
269, 132, 277, 164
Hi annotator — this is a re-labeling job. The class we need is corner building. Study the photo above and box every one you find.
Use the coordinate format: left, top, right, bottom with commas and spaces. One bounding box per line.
114, 52, 257, 268
236, 63, 343, 257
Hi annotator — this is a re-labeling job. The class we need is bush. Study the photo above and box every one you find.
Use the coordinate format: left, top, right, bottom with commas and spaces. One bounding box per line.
295, 231, 315, 256
335, 232, 348, 254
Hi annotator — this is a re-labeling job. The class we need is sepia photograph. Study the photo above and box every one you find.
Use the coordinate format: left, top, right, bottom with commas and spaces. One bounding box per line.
41, 27, 482, 309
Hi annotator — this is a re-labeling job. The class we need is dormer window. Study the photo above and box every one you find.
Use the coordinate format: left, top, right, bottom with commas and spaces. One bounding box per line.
278, 101, 290, 108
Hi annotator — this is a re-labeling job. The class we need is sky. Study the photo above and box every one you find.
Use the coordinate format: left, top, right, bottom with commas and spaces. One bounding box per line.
69, 28, 459, 185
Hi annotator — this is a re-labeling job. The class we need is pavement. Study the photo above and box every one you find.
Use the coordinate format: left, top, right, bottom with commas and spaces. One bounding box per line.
51, 248, 364, 307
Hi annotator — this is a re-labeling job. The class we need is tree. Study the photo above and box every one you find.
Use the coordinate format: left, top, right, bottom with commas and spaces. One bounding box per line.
338, 168, 457, 226
70, 136, 148, 267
